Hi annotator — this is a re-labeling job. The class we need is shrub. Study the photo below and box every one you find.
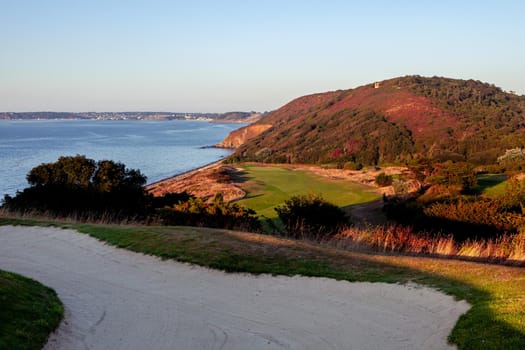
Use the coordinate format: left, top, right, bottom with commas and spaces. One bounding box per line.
275, 193, 349, 239
424, 199, 525, 236
375, 172, 393, 187
159, 193, 260, 232
500, 177, 525, 213
2, 155, 149, 221
343, 162, 363, 170
426, 161, 477, 192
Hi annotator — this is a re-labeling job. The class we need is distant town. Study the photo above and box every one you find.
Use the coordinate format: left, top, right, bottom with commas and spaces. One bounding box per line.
0, 111, 264, 123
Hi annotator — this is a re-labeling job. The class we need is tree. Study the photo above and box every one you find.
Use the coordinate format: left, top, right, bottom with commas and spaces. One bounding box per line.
427, 162, 477, 192
92, 160, 146, 192
4, 155, 149, 221
27, 155, 96, 187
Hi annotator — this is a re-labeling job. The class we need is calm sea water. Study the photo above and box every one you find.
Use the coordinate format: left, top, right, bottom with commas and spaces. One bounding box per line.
0, 120, 241, 197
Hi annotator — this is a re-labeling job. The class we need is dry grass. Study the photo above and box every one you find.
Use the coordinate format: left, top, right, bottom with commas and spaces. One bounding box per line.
333, 225, 525, 266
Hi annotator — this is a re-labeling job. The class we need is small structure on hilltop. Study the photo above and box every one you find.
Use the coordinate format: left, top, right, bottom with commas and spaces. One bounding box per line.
374, 82, 381, 89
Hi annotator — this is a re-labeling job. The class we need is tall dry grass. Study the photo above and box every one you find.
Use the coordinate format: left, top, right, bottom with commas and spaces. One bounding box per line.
0, 207, 147, 226
333, 224, 525, 266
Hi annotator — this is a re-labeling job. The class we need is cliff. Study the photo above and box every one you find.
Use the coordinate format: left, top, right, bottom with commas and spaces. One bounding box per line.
215, 124, 272, 148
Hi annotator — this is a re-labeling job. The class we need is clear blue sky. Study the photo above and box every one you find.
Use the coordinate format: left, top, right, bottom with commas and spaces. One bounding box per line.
1, 0, 524, 112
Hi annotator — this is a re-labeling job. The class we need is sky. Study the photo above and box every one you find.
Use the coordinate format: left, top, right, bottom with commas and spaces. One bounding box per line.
1, 0, 524, 113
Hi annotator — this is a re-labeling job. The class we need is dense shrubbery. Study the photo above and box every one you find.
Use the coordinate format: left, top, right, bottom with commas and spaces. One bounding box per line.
159, 193, 260, 231
3, 155, 149, 221
425, 161, 477, 193
275, 194, 349, 239
384, 175, 525, 241
375, 172, 393, 187
1, 156, 260, 231
424, 199, 525, 235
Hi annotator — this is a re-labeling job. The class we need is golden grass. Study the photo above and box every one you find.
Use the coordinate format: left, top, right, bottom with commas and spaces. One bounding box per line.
334, 225, 525, 265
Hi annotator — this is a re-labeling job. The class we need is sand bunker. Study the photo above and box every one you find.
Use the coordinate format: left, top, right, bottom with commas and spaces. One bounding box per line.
0, 226, 469, 349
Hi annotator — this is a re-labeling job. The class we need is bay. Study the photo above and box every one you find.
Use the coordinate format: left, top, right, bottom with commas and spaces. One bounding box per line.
0, 120, 241, 197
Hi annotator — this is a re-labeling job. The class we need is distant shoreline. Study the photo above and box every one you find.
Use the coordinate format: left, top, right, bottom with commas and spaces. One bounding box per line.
0, 111, 262, 123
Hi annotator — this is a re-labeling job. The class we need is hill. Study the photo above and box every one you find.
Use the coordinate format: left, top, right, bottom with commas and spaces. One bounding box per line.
221, 76, 525, 165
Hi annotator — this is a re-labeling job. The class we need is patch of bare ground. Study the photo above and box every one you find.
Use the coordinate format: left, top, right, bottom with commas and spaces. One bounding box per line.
145, 162, 246, 202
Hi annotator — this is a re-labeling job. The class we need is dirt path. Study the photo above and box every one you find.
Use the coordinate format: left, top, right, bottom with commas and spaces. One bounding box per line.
0, 226, 469, 350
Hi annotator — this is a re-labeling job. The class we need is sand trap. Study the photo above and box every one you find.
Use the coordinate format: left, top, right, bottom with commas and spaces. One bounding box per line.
0, 226, 469, 350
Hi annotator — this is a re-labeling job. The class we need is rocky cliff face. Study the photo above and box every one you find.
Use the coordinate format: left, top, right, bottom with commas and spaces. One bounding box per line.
215, 124, 272, 148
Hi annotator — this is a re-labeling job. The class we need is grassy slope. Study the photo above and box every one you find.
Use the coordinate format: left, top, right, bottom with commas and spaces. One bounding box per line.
0, 218, 523, 350
235, 164, 379, 219
0, 269, 63, 350
476, 174, 509, 198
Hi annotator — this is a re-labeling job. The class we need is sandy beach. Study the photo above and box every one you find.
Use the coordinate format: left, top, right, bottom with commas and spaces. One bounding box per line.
0, 225, 469, 349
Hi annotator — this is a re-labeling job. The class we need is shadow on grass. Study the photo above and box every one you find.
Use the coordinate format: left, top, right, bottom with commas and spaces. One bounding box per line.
225, 169, 252, 184
473, 174, 508, 195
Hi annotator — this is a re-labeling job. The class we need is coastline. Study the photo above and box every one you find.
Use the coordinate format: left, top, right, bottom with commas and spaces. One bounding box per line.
145, 160, 246, 201
146, 160, 225, 188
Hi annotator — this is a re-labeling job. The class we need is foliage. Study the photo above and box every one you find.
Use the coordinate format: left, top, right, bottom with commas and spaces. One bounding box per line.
499, 177, 525, 213
0, 269, 63, 350
426, 161, 477, 192
423, 199, 525, 236
2, 155, 149, 221
385, 173, 525, 240
229, 76, 525, 166
159, 193, 260, 231
275, 193, 349, 239
375, 172, 393, 187
27, 155, 96, 187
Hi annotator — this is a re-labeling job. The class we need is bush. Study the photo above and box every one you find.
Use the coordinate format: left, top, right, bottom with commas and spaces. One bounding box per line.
343, 162, 363, 170
375, 172, 393, 187
426, 161, 478, 193
275, 193, 349, 239
424, 199, 525, 237
159, 193, 260, 232
2, 155, 149, 221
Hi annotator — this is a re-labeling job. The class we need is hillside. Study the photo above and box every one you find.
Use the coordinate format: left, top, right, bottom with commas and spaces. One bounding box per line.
222, 76, 525, 165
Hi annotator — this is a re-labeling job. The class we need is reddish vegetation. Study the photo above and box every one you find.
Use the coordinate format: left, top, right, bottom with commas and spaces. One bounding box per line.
254, 80, 460, 146
221, 76, 525, 165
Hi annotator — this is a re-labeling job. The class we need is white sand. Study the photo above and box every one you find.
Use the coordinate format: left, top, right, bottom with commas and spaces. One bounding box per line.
0, 226, 469, 350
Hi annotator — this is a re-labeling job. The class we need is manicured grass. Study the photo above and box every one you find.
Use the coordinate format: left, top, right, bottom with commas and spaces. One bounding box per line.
1, 217, 524, 349
0, 269, 63, 350
476, 174, 508, 197
235, 164, 379, 219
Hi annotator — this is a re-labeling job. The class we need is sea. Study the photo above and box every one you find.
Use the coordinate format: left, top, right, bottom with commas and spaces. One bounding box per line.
0, 120, 242, 197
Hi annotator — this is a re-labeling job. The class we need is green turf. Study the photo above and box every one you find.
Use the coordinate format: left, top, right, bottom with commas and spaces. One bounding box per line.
476, 174, 508, 197
0, 269, 63, 350
235, 165, 379, 219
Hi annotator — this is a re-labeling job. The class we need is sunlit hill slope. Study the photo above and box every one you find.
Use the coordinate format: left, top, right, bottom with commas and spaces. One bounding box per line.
220, 76, 525, 166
